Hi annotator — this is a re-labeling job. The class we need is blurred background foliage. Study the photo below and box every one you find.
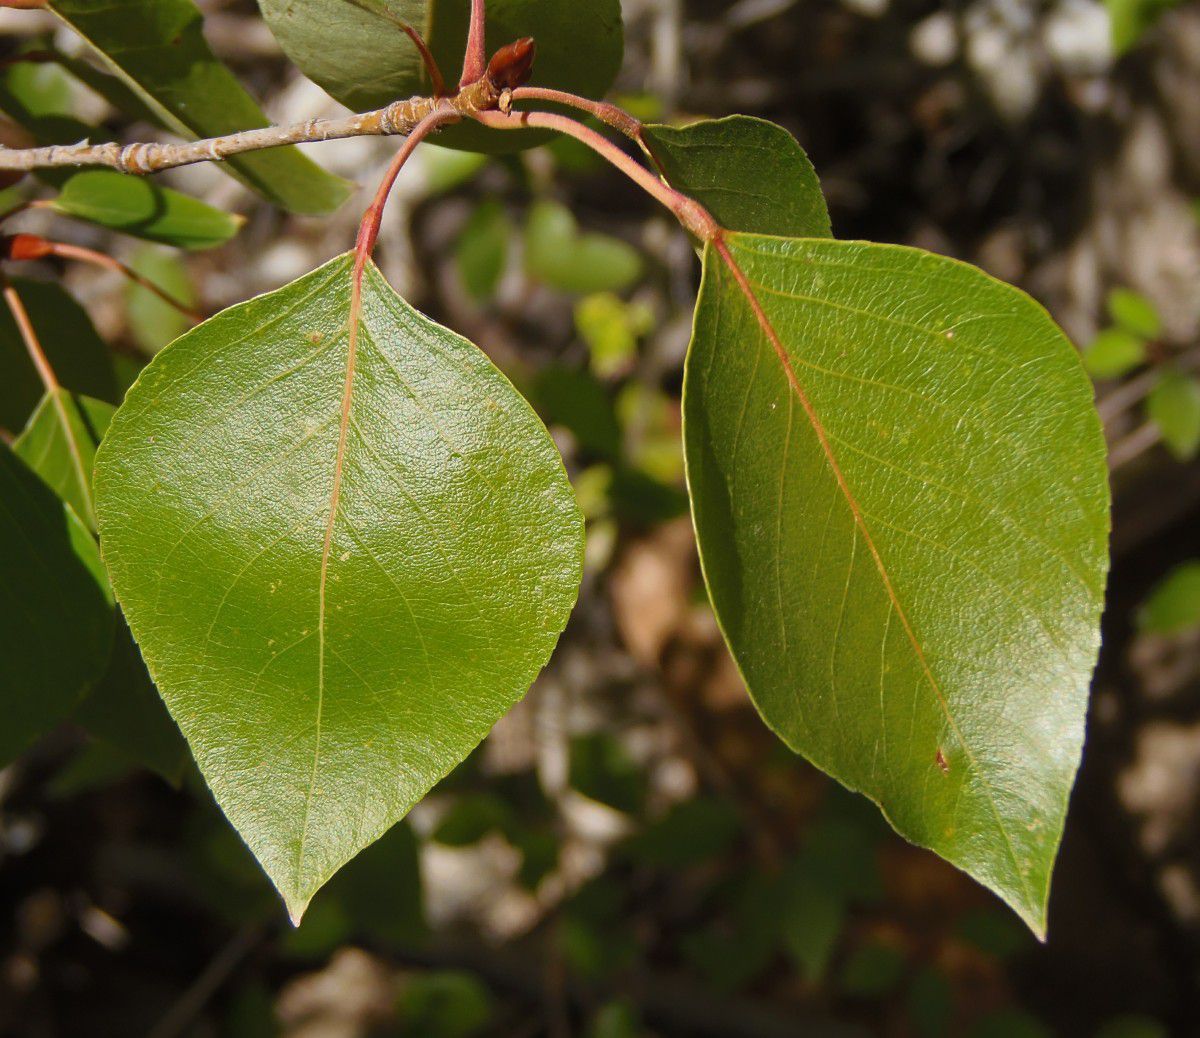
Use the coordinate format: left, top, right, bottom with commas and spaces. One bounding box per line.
1, 0, 1199, 1035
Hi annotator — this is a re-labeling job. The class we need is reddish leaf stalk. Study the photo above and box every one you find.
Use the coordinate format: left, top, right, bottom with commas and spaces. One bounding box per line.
18, 238, 202, 322
396, 21, 446, 97
471, 109, 719, 242
508, 86, 644, 141
1, 275, 58, 392
459, 0, 488, 88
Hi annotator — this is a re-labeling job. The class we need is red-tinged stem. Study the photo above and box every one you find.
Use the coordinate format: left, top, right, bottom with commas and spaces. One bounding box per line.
31, 240, 202, 322
508, 86, 644, 142
1, 276, 58, 391
472, 109, 719, 242
353, 108, 456, 272
460, 0, 488, 88
0, 1, 48, 8
396, 21, 447, 97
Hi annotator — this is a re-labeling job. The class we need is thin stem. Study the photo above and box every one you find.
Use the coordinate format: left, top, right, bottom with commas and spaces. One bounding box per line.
471, 109, 718, 241
508, 86, 644, 141
460, 0, 488, 88
33, 241, 202, 321
0, 89, 494, 175
395, 22, 447, 97
354, 108, 458, 268
1, 276, 58, 391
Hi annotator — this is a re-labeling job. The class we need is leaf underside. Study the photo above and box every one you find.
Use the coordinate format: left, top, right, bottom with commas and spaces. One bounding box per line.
94, 254, 584, 920
255, 0, 624, 154
684, 234, 1109, 937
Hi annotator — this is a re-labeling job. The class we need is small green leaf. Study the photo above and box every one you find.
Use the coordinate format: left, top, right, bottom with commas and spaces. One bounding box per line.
1138, 560, 1200, 635
455, 199, 511, 302
525, 200, 642, 295
0, 442, 113, 765
779, 868, 845, 982
575, 293, 651, 378
1106, 0, 1185, 55
684, 235, 1109, 937
1147, 370, 1200, 460
1082, 327, 1146, 379
48, 0, 352, 214
1106, 288, 1160, 339
50, 171, 243, 250
93, 253, 583, 922
0, 277, 117, 433
256, 0, 624, 155
643, 115, 832, 238
125, 246, 197, 355
14, 390, 113, 531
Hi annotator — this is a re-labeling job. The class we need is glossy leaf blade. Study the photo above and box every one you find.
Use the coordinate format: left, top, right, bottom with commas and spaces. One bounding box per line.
0, 443, 113, 765
256, 0, 624, 153
48, 0, 352, 215
50, 171, 243, 250
642, 116, 832, 239
14, 390, 114, 532
684, 235, 1109, 937
94, 254, 584, 920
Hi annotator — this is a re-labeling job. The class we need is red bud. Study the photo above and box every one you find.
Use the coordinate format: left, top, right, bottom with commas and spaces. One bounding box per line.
487, 37, 536, 91
4, 234, 53, 261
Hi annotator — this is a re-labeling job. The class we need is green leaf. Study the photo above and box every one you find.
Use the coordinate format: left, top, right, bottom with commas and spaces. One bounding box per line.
779, 868, 845, 982
93, 253, 583, 922
1107, 288, 1160, 339
575, 293, 651, 379
49, 171, 243, 250
643, 116, 831, 238
1106, 0, 1185, 55
76, 614, 191, 784
1082, 327, 1146, 379
0, 442, 113, 765
684, 235, 1109, 938
0, 277, 117, 433
14, 390, 113, 532
256, 0, 624, 154
125, 246, 197, 355
525, 200, 642, 295
1147, 370, 1200, 460
1138, 560, 1200, 635
47, 0, 352, 215
455, 199, 511, 303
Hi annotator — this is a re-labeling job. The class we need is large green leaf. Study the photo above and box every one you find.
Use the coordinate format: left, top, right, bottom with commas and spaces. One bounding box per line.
50, 171, 243, 250
14, 390, 114, 532
0, 277, 117, 433
93, 253, 584, 920
48, 0, 352, 215
642, 116, 832, 239
255, 0, 624, 153
684, 235, 1109, 937
0, 442, 114, 765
